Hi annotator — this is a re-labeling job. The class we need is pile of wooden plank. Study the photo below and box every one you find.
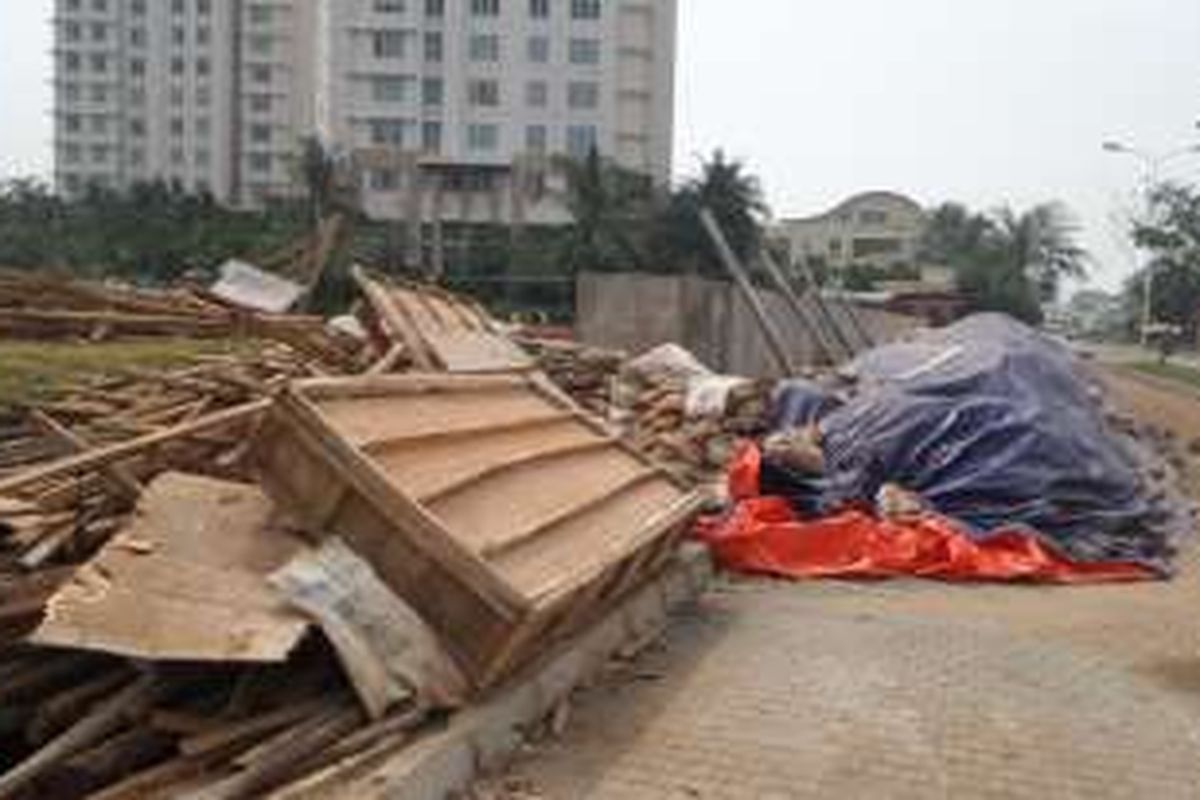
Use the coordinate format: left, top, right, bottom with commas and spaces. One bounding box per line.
0, 268, 707, 798
0, 270, 361, 371
517, 338, 627, 419
622, 376, 775, 482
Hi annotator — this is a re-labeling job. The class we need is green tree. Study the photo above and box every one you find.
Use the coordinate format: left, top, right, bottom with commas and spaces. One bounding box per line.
1128, 183, 1200, 341
920, 200, 1087, 324
555, 148, 655, 272
653, 149, 768, 276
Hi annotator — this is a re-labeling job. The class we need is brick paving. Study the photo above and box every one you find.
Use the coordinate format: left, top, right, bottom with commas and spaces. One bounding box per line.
487, 370, 1200, 799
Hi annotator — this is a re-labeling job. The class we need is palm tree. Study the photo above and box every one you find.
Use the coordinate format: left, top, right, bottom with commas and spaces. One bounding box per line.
993, 202, 1087, 305
555, 147, 654, 272
652, 149, 768, 276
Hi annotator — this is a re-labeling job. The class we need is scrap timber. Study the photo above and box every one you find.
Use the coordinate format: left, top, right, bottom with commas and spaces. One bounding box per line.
0, 266, 713, 797
253, 372, 706, 689
353, 266, 534, 374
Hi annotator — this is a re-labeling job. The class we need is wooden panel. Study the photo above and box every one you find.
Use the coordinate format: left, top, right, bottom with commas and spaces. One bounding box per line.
316, 389, 550, 447
253, 374, 703, 689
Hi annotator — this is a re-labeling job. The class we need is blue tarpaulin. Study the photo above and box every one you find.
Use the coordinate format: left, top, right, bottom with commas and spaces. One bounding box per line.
780, 315, 1188, 573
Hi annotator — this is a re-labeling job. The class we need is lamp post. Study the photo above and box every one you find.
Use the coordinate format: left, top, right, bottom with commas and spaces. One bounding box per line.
1102, 140, 1200, 347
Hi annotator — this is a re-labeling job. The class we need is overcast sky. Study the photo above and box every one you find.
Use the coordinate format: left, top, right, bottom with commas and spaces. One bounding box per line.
4, 0, 1200, 291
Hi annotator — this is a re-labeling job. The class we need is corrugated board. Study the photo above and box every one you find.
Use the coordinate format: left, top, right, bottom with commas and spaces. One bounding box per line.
211, 260, 306, 314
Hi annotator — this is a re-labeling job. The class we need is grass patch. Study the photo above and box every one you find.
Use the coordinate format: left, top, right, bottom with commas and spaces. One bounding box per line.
1130, 360, 1200, 392
0, 338, 248, 409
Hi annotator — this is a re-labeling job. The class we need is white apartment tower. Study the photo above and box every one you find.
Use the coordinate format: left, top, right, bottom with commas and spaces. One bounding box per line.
54, 0, 677, 224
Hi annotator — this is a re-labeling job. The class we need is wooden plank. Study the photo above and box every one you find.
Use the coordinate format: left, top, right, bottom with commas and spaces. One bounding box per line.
0, 674, 160, 800
31, 473, 308, 663
0, 401, 269, 498
351, 266, 435, 370
28, 409, 144, 501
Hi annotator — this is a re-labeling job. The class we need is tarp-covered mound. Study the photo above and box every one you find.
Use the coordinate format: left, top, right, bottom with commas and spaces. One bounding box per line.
703, 314, 1191, 580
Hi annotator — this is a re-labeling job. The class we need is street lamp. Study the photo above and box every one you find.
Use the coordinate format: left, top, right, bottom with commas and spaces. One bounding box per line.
1102, 140, 1200, 346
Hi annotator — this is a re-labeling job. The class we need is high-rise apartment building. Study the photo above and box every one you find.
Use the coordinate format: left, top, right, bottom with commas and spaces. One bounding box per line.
54, 0, 677, 227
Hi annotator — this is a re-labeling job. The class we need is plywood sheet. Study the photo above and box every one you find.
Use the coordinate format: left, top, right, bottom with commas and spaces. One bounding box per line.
32, 473, 309, 662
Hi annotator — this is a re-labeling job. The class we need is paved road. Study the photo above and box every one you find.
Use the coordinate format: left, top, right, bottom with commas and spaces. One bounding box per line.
480, 369, 1200, 799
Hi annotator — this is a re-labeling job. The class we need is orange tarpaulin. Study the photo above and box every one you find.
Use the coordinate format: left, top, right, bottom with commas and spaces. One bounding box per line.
695, 444, 1155, 584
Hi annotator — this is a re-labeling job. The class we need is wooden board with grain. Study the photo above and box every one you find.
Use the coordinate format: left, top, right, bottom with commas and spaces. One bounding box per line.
353, 268, 533, 374
252, 373, 704, 690
31, 473, 309, 663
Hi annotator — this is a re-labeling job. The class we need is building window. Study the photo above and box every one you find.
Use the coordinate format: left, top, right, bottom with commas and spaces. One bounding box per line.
129, 148, 145, 166
527, 36, 550, 63
370, 169, 399, 191
425, 0, 444, 16
90, 54, 109, 73
567, 124, 597, 158
90, 115, 108, 134
130, 28, 146, 46
859, 209, 889, 225
64, 114, 82, 133
530, 0, 549, 18
373, 30, 407, 58
569, 38, 600, 65
90, 84, 108, 103
372, 75, 411, 102
248, 4, 272, 24
64, 53, 81, 73
467, 123, 499, 151
170, 117, 185, 136
470, 0, 500, 16
64, 22, 81, 42
469, 34, 500, 62
195, 149, 211, 167
525, 80, 548, 108
130, 0, 145, 15
467, 79, 500, 107
196, 117, 210, 136
90, 144, 110, 164
63, 83, 81, 102
198, 0, 211, 14
170, 57, 185, 75
250, 123, 271, 144
249, 94, 271, 113
129, 118, 146, 137
170, 86, 185, 106
251, 64, 271, 83
129, 57, 146, 76
421, 121, 442, 152
424, 32, 443, 62
570, 0, 601, 19
196, 86, 211, 106
525, 124, 547, 153
567, 81, 599, 109
197, 26, 210, 45
249, 34, 272, 54
422, 77, 443, 106
90, 22, 107, 41
63, 143, 82, 164
197, 57, 211, 77
171, 26, 185, 45
249, 153, 272, 173
93, 0, 109, 12
129, 87, 146, 105
171, 0, 184, 14
375, 0, 406, 11
370, 119, 409, 145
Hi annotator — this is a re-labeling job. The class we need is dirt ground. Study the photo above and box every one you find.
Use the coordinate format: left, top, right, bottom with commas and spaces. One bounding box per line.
473, 367, 1200, 800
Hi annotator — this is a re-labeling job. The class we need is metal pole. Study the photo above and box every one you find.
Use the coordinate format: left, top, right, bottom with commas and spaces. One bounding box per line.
756, 247, 838, 365
699, 208, 799, 376
792, 255, 857, 360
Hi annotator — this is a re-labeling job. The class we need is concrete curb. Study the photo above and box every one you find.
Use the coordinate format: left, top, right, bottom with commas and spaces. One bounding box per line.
322, 544, 713, 800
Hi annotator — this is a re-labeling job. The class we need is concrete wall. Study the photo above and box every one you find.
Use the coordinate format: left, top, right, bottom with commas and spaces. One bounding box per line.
576, 272, 921, 376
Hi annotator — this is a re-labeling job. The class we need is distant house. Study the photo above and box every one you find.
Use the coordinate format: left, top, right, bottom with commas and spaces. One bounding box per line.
774, 191, 927, 274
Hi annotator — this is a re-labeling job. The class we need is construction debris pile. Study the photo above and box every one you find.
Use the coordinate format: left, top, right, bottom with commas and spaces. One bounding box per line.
521, 340, 775, 482
0, 269, 703, 799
